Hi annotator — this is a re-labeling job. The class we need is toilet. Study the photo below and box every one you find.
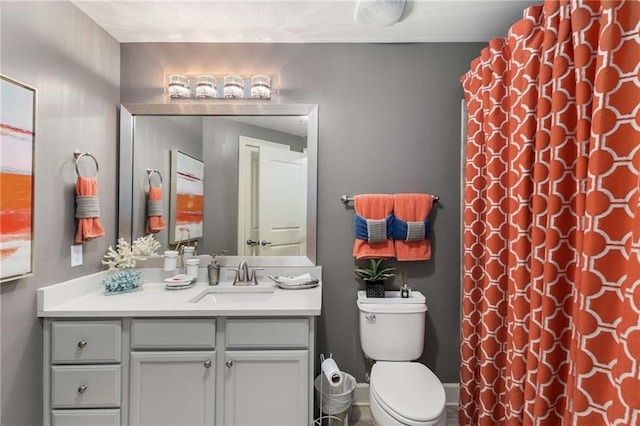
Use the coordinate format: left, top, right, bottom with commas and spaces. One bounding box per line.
357, 291, 446, 426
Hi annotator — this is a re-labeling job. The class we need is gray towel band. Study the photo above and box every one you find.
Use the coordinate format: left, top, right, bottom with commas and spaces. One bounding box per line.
367, 218, 388, 244
76, 195, 100, 219
405, 221, 426, 241
147, 199, 163, 217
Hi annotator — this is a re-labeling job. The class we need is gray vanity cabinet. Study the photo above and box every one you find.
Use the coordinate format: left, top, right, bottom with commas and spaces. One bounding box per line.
223, 318, 311, 426
129, 319, 217, 426
44, 317, 315, 426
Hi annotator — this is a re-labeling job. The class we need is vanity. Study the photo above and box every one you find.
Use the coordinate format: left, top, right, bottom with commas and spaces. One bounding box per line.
39, 102, 322, 425
38, 264, 322, 426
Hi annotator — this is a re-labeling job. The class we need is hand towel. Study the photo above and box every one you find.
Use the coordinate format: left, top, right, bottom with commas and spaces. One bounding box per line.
353, 194, 395, 259
393, 193, 434, 261
75, 176, 105, 243
145, 186, 166, 234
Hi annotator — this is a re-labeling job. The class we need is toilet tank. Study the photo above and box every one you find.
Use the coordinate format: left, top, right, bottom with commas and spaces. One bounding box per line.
357, 291, 427, 361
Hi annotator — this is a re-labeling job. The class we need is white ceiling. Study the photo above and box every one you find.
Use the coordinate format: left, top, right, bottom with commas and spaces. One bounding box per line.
72, 0, 539, 43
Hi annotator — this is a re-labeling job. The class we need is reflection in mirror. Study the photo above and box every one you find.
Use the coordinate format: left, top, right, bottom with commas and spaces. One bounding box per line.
119, 104, 318, 265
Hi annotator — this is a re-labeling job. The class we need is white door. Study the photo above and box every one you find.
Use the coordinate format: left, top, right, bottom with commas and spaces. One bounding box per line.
223, 350, 308, 426
237, 137, 290, 256
130, 351, 215, 426
258, 147, 307, 256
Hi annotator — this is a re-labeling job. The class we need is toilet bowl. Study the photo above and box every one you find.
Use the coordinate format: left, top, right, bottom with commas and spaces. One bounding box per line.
369, 362, 446, 426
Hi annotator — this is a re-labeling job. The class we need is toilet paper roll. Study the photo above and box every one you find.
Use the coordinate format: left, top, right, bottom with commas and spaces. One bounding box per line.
321, 358, 343, 388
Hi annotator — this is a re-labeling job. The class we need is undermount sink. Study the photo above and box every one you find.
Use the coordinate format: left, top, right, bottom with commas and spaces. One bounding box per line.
189, 283, 276, 304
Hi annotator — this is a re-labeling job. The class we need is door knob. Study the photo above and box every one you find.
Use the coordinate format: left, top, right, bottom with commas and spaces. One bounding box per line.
226, 360, 234, 368
261, 240, 272, 246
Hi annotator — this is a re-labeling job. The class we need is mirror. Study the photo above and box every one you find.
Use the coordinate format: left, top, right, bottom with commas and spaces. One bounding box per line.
119, 103, 318, 264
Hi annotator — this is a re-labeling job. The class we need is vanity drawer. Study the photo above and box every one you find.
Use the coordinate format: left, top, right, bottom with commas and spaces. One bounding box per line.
51, 365, 121, 408
51, 321, 121, 364
226, 318, 309, 348
52, 409, 120, 426
131, 319, 216, 349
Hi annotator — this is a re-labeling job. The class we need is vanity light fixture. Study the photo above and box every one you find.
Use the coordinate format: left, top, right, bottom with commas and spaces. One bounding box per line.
195, 75, 217, 98
167, 74, 190, 98
250, 75, 271, 99
223, 75, 244, 99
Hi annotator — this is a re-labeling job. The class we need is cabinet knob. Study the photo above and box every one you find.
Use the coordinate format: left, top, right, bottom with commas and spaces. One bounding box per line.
261, 240, 272, 246
77, 384, 88, 394
204, 360, 212, 368
77, 340, 87, 349
365, 314, 376, 321
226, 360, 234, 368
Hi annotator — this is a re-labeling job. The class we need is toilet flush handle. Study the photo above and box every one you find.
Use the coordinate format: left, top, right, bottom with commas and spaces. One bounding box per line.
365, 314, 376, 322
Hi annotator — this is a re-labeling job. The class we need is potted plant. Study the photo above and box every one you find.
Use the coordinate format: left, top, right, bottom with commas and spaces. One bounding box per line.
354, 258, 395, 298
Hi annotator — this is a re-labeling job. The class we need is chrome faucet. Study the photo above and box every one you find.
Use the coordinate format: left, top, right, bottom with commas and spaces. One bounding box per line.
232, 260, 263, 286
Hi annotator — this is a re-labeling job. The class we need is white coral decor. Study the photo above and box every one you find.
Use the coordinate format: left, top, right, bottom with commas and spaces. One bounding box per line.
102, 235, 161, 270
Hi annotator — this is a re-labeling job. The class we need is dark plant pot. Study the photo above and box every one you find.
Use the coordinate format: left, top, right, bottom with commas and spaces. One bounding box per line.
365, 281, 385, 298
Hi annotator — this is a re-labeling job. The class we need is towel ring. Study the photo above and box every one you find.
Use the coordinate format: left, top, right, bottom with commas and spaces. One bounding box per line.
74, 150, 99, 178
147, 168, 163, 189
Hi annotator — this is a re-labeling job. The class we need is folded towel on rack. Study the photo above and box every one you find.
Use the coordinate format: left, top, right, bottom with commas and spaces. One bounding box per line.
353, 194, 395, 259
393, 193, 434, 261
145, 186, 166, 234
75, 176, 105, 243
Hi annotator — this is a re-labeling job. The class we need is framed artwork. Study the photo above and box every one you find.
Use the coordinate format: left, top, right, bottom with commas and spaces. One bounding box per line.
1, 75, 36, 283
169, 150, 204, 244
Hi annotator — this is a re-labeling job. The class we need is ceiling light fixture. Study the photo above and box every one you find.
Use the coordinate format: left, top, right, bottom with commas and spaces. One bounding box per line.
354, 0, 405, 27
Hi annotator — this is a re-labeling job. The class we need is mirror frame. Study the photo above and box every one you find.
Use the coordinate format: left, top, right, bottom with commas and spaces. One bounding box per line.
119, 103, 318, 264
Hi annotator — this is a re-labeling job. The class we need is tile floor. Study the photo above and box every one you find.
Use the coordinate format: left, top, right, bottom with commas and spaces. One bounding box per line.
347, 405, 459, 426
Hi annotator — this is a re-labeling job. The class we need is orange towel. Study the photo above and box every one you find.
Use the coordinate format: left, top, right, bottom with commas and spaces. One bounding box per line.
146, 186, 166, 234
393, 193, 434, 261
353, 194, 395, 259
75, 176, 105, 243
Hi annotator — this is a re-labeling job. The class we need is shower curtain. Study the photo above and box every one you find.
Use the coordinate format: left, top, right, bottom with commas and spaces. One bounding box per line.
460, 1, 639, 425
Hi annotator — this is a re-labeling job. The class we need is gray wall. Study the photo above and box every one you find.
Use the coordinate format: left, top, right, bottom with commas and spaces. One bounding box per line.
121, 43, 482, 383
0, 2, 120, 425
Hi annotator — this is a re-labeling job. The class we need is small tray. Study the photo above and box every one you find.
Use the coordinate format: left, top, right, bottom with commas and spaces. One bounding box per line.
275, 281, 319, 290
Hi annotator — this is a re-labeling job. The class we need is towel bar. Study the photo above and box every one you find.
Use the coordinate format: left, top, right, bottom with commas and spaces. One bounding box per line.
340, 194, 440, 204
73, 149, 99, 178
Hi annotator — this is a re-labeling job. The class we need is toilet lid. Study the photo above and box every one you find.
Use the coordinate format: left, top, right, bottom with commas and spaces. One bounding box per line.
370, 362, 445, 424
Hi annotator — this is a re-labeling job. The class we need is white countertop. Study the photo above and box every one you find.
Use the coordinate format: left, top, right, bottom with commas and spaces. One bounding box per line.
38, 267, 322, 318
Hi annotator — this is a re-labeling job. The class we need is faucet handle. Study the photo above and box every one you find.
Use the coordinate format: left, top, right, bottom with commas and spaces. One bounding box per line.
250, 268, 264, 285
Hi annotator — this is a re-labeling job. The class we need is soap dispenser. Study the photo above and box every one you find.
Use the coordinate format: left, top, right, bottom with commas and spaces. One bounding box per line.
207, 255, 219, 286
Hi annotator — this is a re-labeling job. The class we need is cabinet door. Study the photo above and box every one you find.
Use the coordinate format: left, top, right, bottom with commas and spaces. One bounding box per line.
224, 350, 308, 426
130, 352, 215, 426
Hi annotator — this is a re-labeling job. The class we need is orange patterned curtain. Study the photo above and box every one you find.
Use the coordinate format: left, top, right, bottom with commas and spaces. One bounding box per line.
460, 1, 639, 424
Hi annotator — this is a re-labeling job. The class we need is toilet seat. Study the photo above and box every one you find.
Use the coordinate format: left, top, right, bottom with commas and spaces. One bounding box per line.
370, 362, 445, 426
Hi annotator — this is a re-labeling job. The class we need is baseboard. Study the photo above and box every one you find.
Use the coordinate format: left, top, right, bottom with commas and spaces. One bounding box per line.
443, 383, 460, 407
353, 382, 460, 407
353, 383, 370, 406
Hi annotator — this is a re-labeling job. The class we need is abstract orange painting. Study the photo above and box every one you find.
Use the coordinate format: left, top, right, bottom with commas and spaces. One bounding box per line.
1, 75, 36, 283
169, 150, 204, 244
